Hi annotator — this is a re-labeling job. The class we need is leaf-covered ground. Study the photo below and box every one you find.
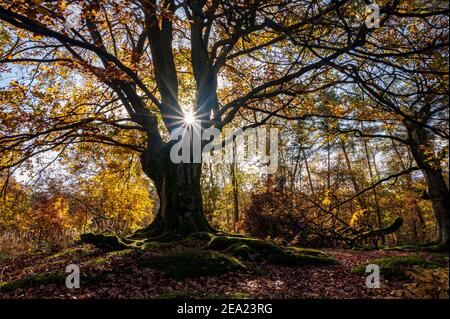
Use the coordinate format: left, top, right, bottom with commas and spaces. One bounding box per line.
0, 238, 448, 299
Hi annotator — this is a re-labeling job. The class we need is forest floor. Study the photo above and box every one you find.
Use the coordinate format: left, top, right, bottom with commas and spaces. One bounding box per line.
0, 237, 448, 299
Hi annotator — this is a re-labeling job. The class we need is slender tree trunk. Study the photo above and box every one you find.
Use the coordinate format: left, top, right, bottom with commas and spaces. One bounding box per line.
361, 124, 384, 244
371, 148, 381, 179
207, 162, 217, 218
406, 122, 449, 248
291, 145, 302, 191
327, 142, 337, 230
230, 161, 240, 232
327, 141, 331, 190
301, 147, 315, 196
339, 139, 367, 211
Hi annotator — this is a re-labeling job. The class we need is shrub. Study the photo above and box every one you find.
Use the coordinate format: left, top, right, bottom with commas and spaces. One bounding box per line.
241, 184, 311, 243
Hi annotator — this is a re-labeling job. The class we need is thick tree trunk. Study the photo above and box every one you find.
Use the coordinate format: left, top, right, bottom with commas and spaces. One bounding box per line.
135, 142, 214, 240
421, 168, 449, 247
406, 122, 449, 248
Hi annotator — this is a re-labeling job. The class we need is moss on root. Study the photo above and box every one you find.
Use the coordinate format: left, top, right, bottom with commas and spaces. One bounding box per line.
207, 235, 336, 266
106, 249, 134, 257
352, 256, 439, 280
153, 291, 199, 299
207, 236, 285, 254
80, 233, 132, 252
79, 231, 335, 268
274, 252, 336, 266
140, 249, 246, 280
80, 230, 214, 252
85, 257, 108, 266
49, 246, 97, 259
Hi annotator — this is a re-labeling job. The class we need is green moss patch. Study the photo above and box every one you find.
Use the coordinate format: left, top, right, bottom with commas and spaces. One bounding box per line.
288, 247, 332, 257
140, 240, 173, 250
352, 256, 439, 280
383, 244, 423, 252
140, 250, 246, 280
215, 292, 250, 299
49, 247, 97, 260
85, 257, 108, 266
153, 290, 250, 299
274, 252, 336, 266
107, 249, 133, 257
153, 291, 199, 299
0, 268, 114, 292
0, 252, 11, 261
207, 236, 285, 255
0, 271, 65, 292
49, 248, 80, 259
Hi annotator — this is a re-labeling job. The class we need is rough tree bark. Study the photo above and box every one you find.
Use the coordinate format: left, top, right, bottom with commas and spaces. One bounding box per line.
406, 121, 449, 248
132, 142, 215, 240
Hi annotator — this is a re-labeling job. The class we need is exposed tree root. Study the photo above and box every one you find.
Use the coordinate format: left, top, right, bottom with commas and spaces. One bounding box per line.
79, 218, 404, 255
80, 233, 132, 252
129, 215, 217, 241
206, 235, 336, 265
80, 230, 336, 267
80, 231, 183, 252
80, 219, 217, 251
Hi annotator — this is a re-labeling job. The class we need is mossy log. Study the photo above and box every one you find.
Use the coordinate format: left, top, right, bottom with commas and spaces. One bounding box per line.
350, 217, 403, 247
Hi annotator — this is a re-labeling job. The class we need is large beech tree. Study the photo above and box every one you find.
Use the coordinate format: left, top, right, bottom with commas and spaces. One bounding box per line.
0, 0, 447, 242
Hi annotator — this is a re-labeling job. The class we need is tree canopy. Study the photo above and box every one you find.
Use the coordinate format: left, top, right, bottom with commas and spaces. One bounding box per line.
0, 0, 448, 246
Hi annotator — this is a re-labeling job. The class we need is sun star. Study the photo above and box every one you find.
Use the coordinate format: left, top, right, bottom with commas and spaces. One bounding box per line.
184, 110, 195, 125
